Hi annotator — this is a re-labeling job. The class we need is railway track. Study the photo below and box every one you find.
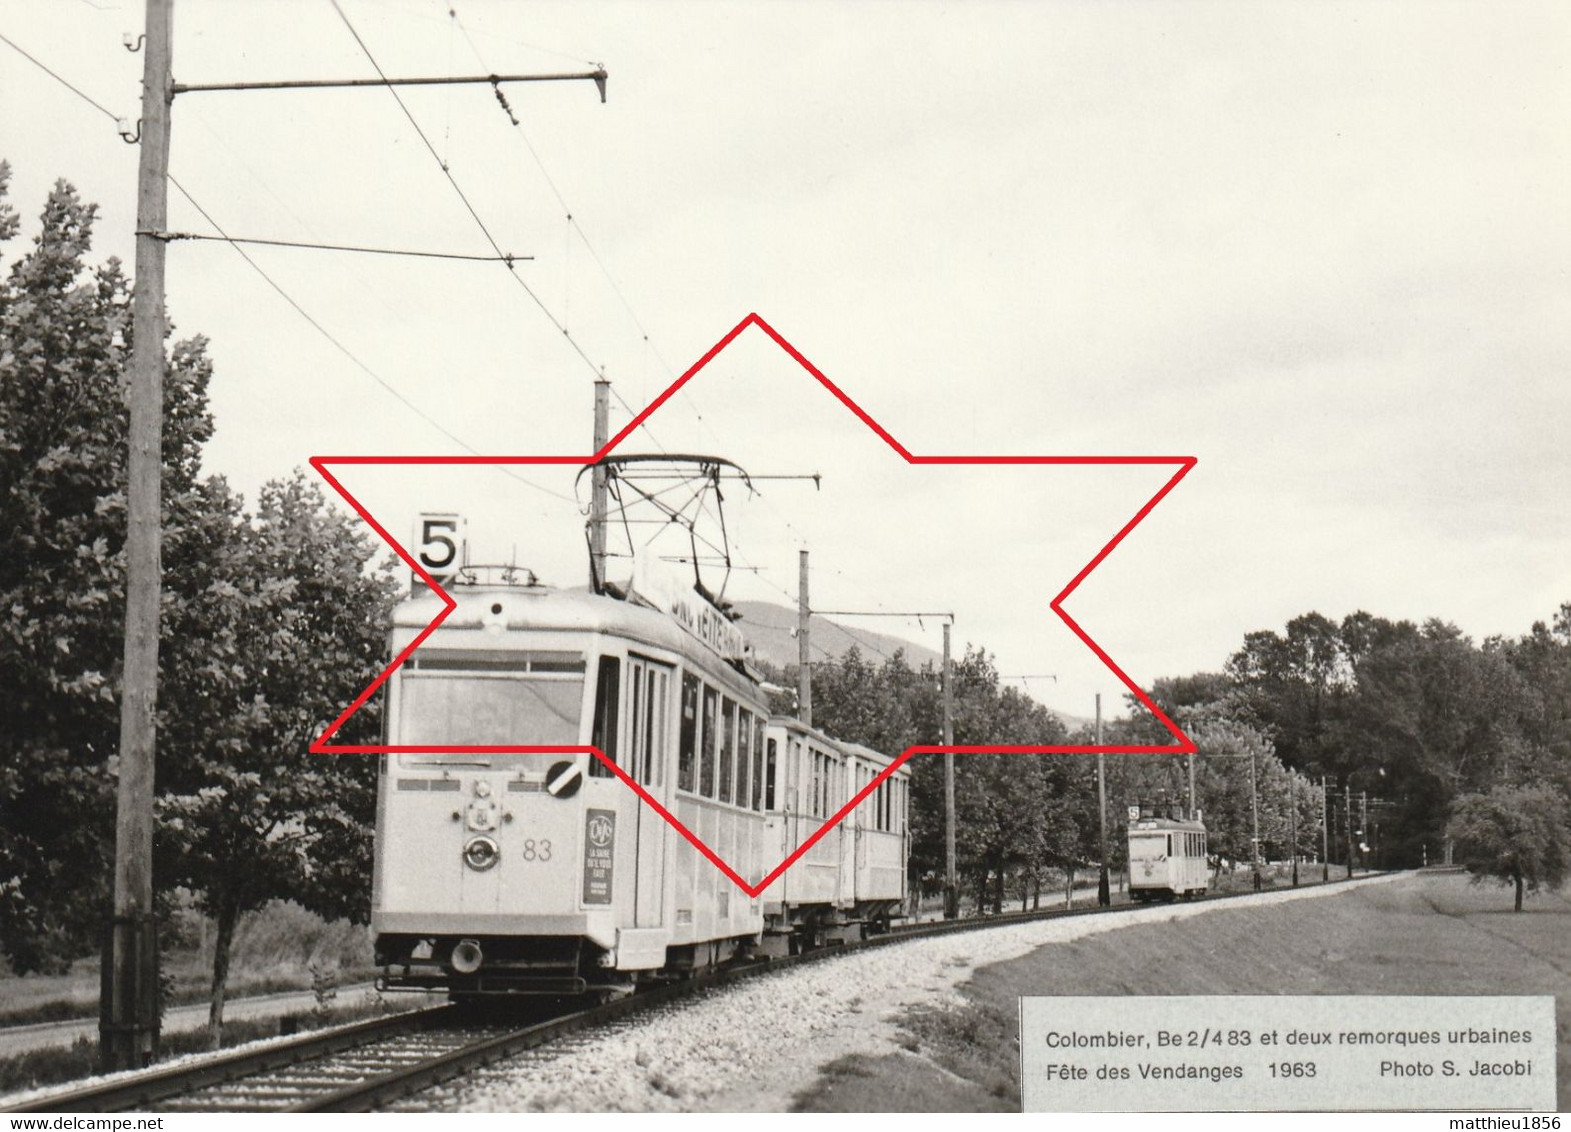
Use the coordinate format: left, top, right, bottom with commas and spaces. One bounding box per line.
7, 872, 1391, 1114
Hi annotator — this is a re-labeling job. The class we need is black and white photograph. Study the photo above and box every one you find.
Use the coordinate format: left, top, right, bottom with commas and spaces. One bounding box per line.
0, 0, 1567, 1119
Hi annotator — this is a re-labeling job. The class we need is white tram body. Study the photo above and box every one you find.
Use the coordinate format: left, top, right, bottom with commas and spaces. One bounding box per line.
371, 575, 910, 996
760, 726, 910, 938
1126, 814, 1209, 902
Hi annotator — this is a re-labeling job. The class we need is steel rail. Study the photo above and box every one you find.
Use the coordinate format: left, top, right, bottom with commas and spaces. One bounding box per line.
5, 1004, 459, 1114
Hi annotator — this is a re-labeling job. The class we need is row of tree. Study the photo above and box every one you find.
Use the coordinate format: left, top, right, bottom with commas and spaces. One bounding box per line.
784, 600, 1571, 913
0, 167, 396, 1042
769, 644, 1326, 914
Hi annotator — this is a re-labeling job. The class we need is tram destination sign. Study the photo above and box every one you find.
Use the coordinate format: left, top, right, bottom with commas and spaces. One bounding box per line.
411, 512, 467, 592
630, 552, 747, 663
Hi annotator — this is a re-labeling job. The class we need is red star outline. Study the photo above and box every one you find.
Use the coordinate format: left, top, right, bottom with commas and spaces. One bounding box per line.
308, 312, 1197, 897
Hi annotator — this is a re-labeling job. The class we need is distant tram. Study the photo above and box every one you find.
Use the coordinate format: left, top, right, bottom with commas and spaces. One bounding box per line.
1126, 807, 1209, 902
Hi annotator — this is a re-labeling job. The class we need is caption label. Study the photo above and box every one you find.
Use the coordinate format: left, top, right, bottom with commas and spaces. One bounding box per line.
1019, 995, 1555, 1112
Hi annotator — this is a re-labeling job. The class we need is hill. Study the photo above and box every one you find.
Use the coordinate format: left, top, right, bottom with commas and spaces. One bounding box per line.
729, 599, 1092, 731
730, 600, 943, 673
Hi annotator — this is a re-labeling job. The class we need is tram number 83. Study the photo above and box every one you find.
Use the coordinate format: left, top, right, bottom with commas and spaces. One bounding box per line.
521, 839, 552, 862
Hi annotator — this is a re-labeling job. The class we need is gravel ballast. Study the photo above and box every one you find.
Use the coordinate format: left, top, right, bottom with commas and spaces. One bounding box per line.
447, 876, 1402, 1112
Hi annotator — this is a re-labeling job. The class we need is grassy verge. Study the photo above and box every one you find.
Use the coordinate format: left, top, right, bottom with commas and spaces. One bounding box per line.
1, 900, 376, 1030
0, 968, 380, 1030
795, 873, 1571, 1113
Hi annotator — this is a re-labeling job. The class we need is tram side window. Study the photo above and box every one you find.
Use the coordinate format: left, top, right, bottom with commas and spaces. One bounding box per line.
752, 719, 765, 810
810, 751, 822, 818
626, 661, 645, 784
678, 672, 698, 792
589, 655, 619, 778
764, 738, 777, 810
736, 710, 752, 811
789, 739, 803, 811
642, 667, 664, 787
718, 698, 736, 804
700, 685, 718, 798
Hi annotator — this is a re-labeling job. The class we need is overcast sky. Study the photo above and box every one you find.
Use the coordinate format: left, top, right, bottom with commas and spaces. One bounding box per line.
2, 0, 1567, 721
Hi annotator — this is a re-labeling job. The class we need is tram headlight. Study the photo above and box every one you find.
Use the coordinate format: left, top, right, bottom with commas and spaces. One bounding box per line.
463, 835, 500, 871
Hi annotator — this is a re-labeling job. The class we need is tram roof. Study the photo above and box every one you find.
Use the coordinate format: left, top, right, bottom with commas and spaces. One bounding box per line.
765, 716, 900, 769
1128, 817, 1208, 832
393, 584, 755, 685
837, 739, 903, 771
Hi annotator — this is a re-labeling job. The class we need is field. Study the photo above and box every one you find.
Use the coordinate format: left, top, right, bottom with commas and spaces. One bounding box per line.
798, 872, 1571, 1113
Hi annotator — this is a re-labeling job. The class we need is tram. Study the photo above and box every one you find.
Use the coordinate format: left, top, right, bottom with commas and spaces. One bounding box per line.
1126, 806, 1209, 902
370, 465, 910, 996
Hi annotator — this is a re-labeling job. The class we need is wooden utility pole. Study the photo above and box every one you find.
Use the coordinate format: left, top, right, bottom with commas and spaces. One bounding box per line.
1321, 776, 1330, 883
1250, 746, 1261, 891
1288, 776, 1299, 886
797, 550, 811, 728
104, 0, 172, 1073
1181, 750, 1193, 822
1345, 779, 1355, 878
1360, 791, 1368, 866
1095, 694, 1109, 907
942, 620, 957, 919
588, 379, 609, 590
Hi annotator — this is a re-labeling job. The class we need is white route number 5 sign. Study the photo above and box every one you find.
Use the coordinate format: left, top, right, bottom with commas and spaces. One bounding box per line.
412, 513, 466, 591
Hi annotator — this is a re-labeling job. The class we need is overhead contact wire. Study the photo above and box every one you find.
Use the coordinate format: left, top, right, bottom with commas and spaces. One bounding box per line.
167, 178, 575, 503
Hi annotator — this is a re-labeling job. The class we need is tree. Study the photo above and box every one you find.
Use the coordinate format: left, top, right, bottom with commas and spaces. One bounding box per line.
807, 642, 1077, 912
1445, 785, 1571, 912
155, 473, 396, 1046
1225, 611, 1353, 776
1499, 607, 1571, 798
1350, 620, 1539, 862
0, 168, 217, 973
0, 170, 396, 1051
